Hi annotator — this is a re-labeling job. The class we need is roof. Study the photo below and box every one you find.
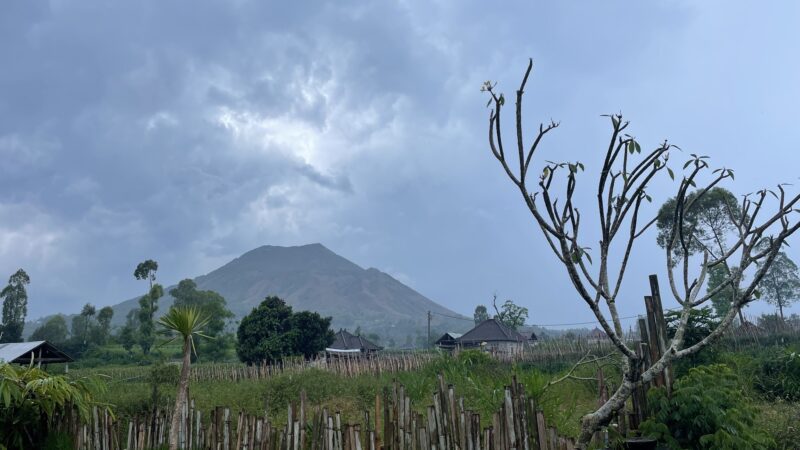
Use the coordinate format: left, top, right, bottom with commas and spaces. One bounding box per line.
434, 332, 463, 345
0, 341, 73, 364
588, 327, 609, 339
328, 329, 382, 352
456, 319, 527, 344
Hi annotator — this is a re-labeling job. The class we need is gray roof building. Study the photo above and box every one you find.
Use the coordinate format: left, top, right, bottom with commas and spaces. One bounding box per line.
456, 319, 527, 346
326, 329, 382, 353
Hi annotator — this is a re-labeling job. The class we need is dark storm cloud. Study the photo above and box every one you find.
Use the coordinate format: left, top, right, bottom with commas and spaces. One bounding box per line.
1, 0, 799, 324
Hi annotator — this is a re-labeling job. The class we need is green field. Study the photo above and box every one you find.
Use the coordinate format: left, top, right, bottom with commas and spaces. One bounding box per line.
82, 352, 602, 439
69, 335, 800, 447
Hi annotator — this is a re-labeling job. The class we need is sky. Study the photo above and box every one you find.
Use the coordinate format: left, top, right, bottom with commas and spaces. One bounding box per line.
2, 1, 800, 329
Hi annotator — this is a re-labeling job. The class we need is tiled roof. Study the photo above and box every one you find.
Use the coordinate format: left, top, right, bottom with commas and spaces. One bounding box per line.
456, 319, 526, 344
328, 329, 382, 351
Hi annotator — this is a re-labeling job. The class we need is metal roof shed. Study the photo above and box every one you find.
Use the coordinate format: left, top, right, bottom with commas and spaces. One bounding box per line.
0, 340, 73, 365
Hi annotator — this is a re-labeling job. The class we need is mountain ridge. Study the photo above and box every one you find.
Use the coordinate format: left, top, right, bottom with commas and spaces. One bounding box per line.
91, 243, 470, 343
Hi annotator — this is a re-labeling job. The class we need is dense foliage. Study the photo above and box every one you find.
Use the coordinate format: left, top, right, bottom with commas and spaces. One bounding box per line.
29, 315, 69, 344
492, 298, 528, 330
0, 269, 30, 342
236, 296, 334, 364
754, 347, 800, 401
473, 305, 489, 324
756, 248, 800, 320
0, 363, 109, 450
641, 364, 773, 449
134, 259, 162, 355
170, 279, 234, 361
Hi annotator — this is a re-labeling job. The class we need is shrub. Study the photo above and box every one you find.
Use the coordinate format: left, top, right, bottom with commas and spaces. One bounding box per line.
0, 363, 109, 450
456, 349, 493, 367
754, 399, 800, 450
640, 364, 773, 449
754, 347, 800, 401
41, 433, 74, 450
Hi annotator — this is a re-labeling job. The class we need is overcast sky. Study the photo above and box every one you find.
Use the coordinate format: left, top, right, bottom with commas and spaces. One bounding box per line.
2, 1, 800, 328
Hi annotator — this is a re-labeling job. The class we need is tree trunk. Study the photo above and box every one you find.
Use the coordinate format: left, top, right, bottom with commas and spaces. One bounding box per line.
577, 375, 635, 448
169, 337, 191, 450
779, 304, 785, 321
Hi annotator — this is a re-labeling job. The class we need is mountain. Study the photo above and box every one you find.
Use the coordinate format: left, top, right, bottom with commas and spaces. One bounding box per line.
104, 244, 471, 343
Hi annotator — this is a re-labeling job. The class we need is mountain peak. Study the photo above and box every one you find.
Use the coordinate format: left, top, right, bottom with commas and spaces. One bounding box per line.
102, 243, 469, 341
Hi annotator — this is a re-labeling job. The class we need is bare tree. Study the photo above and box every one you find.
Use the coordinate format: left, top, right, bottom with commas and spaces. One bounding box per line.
483, 59, 800, 447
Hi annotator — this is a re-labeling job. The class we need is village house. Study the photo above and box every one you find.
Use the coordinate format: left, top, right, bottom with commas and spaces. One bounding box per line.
452, 318, 529, 356
434, 332, 462, 351
325, 329, 382, 358
587, 327, 610, 345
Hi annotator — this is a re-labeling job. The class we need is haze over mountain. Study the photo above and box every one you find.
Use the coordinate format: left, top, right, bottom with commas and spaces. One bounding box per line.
105, 244, 471, 343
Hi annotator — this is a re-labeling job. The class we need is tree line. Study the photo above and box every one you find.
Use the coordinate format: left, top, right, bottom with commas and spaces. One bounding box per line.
12, 259, 336, 366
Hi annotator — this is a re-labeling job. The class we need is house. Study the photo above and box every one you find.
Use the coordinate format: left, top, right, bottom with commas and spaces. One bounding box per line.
325, 329, 382, 358
0, 340, 73, 367
587, 327, 610, 344
434, 332, 463, 350
455, 318, 528, 356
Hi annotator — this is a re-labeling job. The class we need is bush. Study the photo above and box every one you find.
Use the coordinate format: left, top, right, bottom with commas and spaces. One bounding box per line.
0, 364, 109, 450
456, 349, 493, 367
754, 347, 800, 401
42, 433, 74, 450
640, 364, 773, 449
754, 399, 800, 450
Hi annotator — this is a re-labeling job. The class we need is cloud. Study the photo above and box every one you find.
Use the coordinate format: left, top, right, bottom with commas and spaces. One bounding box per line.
0, 0, 798, 325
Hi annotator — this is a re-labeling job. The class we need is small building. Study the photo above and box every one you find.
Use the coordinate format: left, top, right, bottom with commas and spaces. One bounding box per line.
325, 329, 382, 358
587, 327, 610, 344
434, 332, 463, 350
455, 319, 528, 356
0, 340, 73, 367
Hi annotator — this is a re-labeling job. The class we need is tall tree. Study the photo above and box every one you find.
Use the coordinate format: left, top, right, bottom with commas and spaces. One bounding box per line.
170, 279, 234, 361
705, 264, 739, 318
158, 307, 210, 450
0, 269, 30, 342
29, 315, 68, 344
473, 305, 489, 324
96, 306, 114, 344
757, 250, 800, 320
119, 309, 140, 354
483, 60, 800, 446
656, 187, 748, 323
134, 260, 162, 354
492, 295, 528, 330
134, 259, 159, 289
656, 187, 741, 258
80, 303, 96, 345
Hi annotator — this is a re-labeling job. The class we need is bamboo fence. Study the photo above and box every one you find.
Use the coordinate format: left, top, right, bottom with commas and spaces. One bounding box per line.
58, 372, 583, 450
81, 353, 440, 384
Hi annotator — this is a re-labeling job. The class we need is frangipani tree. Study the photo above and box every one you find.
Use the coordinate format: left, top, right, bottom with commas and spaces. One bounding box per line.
483, 59, 800, 447
158, 306, 211, 450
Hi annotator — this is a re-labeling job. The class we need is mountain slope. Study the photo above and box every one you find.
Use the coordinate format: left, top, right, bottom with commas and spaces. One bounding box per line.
107, 244, 470, 342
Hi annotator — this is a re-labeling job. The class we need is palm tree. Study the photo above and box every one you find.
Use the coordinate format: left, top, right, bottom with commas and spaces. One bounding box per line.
158, 306, 211, 450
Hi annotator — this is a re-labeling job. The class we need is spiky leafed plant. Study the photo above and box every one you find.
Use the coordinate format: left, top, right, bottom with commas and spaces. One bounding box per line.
0, 363, 109, 449
158, 306, 211, 450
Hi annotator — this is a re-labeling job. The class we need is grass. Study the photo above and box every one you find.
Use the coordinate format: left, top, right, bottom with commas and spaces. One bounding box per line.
88, 352, 608, 439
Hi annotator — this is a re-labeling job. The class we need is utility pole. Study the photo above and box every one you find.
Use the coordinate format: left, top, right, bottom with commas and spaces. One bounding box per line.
427, 310, 432, 349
